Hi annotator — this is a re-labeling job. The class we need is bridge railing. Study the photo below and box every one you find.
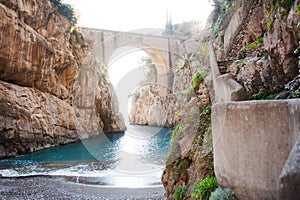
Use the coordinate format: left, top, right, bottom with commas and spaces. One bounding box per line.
79, 27, 187, 40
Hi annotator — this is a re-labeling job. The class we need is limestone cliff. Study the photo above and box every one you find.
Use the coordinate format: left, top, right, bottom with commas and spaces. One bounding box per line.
129, 32, 214, 199
159, 38, 214, 199
129, 37, 211, 127
128, 0, 300, 199
213, 0, 299, 98
159, 0, 300, 199
0, 0, 125, 159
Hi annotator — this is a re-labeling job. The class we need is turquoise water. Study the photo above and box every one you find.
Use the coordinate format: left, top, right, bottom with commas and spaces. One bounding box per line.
0, 125, 171, 188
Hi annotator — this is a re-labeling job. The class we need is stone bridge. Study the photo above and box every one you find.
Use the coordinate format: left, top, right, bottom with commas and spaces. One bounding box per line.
81, 27, 184, 90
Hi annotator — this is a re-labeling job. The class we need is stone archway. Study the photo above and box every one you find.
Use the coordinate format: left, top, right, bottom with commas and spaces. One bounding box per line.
80, 28, 181, 90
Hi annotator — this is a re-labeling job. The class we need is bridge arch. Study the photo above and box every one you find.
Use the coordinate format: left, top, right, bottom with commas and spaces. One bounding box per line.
108, 41, 169, 76
81, 28, 181, 90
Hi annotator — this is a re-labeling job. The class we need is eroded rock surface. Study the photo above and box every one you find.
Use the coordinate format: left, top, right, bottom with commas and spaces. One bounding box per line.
215, 0, 299, 97
0, 0, 125, 159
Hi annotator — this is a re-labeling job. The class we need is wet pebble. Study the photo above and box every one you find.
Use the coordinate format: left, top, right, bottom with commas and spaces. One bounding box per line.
0, 177, 164, 200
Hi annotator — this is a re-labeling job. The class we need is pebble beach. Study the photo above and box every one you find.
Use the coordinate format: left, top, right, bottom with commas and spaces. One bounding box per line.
0, 177, 164, 200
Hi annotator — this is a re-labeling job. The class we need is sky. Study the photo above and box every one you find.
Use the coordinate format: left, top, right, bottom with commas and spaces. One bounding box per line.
62, 0, 213, 31
108, 47, 147, 87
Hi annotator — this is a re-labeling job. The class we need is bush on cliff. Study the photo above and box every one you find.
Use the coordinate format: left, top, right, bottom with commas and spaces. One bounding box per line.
174, 186, 188, 200
192, 69, 207, 90
49, 0, 78, 27
210, 187, 235, 200
192, 176, 218, 200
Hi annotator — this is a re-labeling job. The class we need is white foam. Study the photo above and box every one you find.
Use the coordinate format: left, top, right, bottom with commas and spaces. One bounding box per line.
0, 169, 20, 177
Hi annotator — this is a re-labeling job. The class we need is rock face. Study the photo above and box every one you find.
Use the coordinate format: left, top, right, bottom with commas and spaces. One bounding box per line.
129, 85, 179, 127
160, 63, 213, 199
0, 80, 78, 158
0, 0, 125, 159
129, 38, 211, 127
210, 0, 300, 199
278, 134, 300, 200
214, 0, 299, 98
129, 34, 214, 199
158, 0, 300, 199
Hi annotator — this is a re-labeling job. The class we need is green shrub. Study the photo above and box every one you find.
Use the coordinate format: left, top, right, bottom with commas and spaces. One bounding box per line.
49, 0, 78, 27
171, 122, 183, 143
267, 17, 274, 31
57, 3, 77, 26
205, 125, 212, 133
256, 37, 263, 45
192, 176, 218, 200
178, 160, 190, 170
254, 90, 286, 100
192, 69, 208, 90
241, 37, 263, 51
202, 105, 212, 115
263, 52, 269, 59
50, 0, 61, 6
209, 187, 235, 200
297, 5, 300, 15
174, 186, 188, 200
281, 0, 296, 12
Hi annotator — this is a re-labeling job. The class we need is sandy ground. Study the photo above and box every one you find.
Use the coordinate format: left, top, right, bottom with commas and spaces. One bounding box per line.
0, 176, 165, 200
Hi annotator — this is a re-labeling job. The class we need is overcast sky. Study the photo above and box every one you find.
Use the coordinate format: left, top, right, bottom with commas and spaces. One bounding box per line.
62, 0, 213, 31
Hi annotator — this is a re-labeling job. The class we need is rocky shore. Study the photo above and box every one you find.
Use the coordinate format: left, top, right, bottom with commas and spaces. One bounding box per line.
0, 177, 164, 200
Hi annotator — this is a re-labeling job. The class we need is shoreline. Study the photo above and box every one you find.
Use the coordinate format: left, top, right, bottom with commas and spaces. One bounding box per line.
0, 176, 165, 200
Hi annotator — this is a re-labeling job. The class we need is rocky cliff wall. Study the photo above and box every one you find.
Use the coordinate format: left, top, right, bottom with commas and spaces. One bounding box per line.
213, 0, 300, 98
160, 0, 300, 199
129, 38, 211, 127
160, 38, 214, 199
0, 0, 125, 159
129, 33, 214, 199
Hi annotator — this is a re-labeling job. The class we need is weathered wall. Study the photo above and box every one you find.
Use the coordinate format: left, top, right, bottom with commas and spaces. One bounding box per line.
0, 0, 125, 159
212, 99, 300, 199
209, 1, 300, 199
278, 135, 300, 200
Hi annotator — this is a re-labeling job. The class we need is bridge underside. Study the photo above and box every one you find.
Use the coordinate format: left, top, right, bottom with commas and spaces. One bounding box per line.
81, 27, 181, 91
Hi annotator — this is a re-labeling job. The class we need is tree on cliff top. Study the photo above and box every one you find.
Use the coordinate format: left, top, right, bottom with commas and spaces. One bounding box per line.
49, 0, 78, 27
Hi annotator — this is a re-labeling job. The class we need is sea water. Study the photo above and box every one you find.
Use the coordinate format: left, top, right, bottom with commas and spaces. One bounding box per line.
0, 125, 172, 188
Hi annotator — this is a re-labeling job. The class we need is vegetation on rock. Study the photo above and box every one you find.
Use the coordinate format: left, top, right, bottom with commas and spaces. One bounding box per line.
192, 69, 208, 90
212, 0, 299, 99
211, 0, 234, 38
138, 56, 157, 84
191, 176, 218, 200
209, 187, 235, 200
174, 186, 188, 200
163, 61, 213, 199
50, 0, 78, 27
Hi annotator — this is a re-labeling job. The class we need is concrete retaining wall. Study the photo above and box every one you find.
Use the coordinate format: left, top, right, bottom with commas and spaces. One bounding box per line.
212, 99, 300, 199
